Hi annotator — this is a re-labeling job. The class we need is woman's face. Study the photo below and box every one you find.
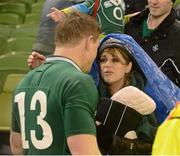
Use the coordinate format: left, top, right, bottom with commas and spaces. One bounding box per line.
99, 48, 132, 87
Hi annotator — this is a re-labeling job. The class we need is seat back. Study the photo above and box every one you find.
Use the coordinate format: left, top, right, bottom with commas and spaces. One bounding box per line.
0, 13, 20, 25
0, 53, 29, 88
0, 3, 26, 23
0, 74, 25, 131
11, 24, 38, 38
6, 37, 35, 52
25, 13, 40, 24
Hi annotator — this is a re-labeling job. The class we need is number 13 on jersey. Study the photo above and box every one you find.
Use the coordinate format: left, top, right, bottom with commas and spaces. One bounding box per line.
15, 90, 53, 149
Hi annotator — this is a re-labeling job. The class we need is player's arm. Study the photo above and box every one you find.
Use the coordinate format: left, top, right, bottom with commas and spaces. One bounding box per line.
10, 131, 23, 155
64, 74, 101, 155
67, 134, 101, 155
10, 95, 24, 155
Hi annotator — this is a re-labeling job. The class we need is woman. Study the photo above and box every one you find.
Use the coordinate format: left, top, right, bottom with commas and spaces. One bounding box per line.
96, 34, 158, 155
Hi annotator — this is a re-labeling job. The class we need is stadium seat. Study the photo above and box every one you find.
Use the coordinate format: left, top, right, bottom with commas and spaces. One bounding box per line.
0, 36, 7, 55
6, 37, 35, 53
6, 0, 35, 13
0, 24, 13, 38
0, 52, 29, 71
0, 13, 20, 25
34, 0, 45, 3
0, 52, 29, 88
0, 74, 25, 131
10, 24, 38, 38
31, 2, 43, 13
0, 3, 26, 23
0, 78, 3, 94
25, 13, 40, 24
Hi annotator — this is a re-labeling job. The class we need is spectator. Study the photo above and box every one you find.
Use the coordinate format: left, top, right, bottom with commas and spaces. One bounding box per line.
47, 0, 126, 35
10, 12, 101, 155
32, 0, 84, 56
125, 0, 180, 87
125, 0, 180, 122
95, 33, 157, 155
152, 101, 180, 155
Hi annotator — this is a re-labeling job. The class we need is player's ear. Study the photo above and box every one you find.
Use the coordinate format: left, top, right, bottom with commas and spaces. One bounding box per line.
85, 35, 94, 52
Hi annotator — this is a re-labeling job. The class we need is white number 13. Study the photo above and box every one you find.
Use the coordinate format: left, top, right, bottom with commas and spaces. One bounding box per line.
15, 91, 53, 149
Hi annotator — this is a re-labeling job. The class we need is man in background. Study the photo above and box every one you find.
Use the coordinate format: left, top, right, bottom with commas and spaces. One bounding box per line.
125, 0, 180, 122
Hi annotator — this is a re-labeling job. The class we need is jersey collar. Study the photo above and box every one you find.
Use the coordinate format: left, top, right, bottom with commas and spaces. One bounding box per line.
46, 56, 82, 72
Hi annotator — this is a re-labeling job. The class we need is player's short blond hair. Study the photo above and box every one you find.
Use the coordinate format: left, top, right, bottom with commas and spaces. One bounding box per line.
55, 11, 101, 46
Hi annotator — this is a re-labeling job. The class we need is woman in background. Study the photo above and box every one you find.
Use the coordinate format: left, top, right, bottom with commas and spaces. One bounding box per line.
96, 33, 157, 155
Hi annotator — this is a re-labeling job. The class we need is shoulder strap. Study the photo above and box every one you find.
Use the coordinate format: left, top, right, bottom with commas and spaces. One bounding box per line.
92, 0, 99, 18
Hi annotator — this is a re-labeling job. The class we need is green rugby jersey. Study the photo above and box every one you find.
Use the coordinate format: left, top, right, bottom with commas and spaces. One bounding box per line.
67, 0, 125, 35
11, 56, 99, 155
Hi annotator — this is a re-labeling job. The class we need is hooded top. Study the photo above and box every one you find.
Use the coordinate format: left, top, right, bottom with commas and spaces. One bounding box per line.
95, 33, 180, 123
96, 34, 158, 154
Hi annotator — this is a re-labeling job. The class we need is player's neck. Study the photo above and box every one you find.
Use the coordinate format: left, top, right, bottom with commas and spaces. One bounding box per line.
54, 46, 84, 71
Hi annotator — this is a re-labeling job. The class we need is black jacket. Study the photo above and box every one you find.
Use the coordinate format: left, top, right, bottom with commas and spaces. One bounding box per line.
124, 0, 147, 14
125, 9, 180, 87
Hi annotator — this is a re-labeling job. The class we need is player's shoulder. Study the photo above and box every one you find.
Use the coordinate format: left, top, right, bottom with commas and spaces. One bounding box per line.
70, 70, 94, 84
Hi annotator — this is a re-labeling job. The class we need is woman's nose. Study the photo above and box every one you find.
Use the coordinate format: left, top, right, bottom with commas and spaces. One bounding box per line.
150, 0, 157, 4
104, 60, 112, 66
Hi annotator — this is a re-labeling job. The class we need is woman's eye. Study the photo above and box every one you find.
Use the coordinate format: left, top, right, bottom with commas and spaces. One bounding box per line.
99, 58, 107, 63
112, 58, 120, 63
